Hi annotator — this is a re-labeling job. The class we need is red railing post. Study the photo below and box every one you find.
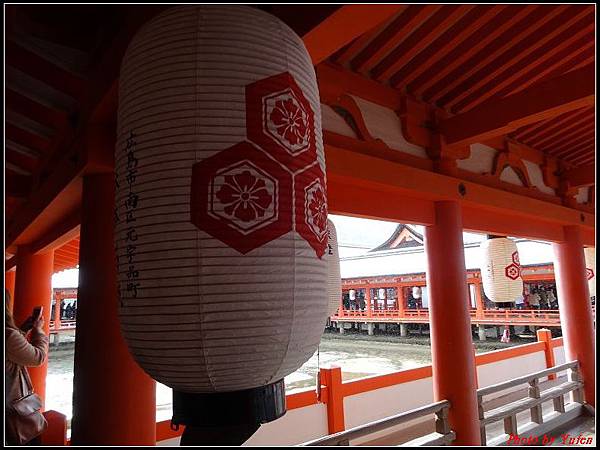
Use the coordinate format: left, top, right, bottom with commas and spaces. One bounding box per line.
41, 410, 67, 445
537, 328, 556, 381
320, 366, 346, 434
365, 285, 372, 318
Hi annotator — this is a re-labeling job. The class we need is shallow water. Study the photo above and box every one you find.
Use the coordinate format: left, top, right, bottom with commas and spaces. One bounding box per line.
46, 332, 434, 427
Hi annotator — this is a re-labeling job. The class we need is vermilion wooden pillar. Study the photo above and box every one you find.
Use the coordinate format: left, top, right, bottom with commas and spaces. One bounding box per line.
395, 284, 405, 314
552, 225, 595, 407
424, 201, 480, 445
13, 247, 54, 406
70, 174, 156, 445
364, 285, 372, 317
474, 281, 485, 319
5, 269, 16, 311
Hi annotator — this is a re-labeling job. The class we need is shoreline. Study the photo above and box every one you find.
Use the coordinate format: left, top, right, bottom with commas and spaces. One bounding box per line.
321, 327, 546, 353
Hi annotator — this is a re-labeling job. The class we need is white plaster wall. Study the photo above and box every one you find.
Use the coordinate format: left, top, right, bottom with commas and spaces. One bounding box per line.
523, 160, 555, 195
244, 403, 329, 445
500, 166, 525, 186
157, 347, 565, 446
351, 96, 428, 158
477, 351, 547, 399
458, 143, 496, 174
321, 103, 358, 138
343, 377, 434, 444
575, 187, 590, 204
553, 344, 567, 377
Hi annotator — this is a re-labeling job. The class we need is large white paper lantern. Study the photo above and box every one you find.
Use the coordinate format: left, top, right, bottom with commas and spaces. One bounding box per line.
326, 219, 342, 315
480, 237, 523, 303
349, 289, 356, 300
584, 247, 595, 298
115, 4, 328, 407
412, 286, 422, 299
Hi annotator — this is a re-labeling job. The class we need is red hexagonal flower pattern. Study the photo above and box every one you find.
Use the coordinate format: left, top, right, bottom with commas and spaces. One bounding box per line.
190, 141, 293, 254
295, 163, 328, 258
246, 72, 317, 174
189, 72, 326, 257
511, 251, 520, 265
586, 268, 594, 280
505, 263, 521, 280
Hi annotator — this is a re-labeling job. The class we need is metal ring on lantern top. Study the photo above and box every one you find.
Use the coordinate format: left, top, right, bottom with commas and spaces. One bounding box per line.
115, 5, 328, 443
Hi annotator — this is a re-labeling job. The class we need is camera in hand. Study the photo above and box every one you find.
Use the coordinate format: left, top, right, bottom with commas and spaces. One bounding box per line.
32, 306, 43, 321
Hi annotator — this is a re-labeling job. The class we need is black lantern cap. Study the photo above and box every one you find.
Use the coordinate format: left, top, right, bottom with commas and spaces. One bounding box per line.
172, 379, 286, 445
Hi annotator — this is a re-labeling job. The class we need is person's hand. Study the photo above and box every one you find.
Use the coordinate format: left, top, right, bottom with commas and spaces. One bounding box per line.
19, 316, 34, 333
33, 315, 45, 332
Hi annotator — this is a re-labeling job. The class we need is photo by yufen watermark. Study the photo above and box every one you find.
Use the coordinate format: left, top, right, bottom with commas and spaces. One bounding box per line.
506, 433, 594, 446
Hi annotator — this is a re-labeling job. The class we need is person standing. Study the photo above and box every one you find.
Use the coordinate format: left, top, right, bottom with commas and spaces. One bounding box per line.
515, 293, 525, 310
529, 290, 541, 310
547, 289, 558, 309
5, 290, 49, 445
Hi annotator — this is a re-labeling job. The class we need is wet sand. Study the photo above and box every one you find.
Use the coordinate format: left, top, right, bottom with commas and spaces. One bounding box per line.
45, 329, 533, 427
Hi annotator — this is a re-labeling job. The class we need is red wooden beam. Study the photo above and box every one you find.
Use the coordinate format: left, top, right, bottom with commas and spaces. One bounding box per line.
441, 6, 591, 111
302, 5, 404, 65
390, 5, 504, 89
6, 123, 52, 155
452, 21, 594, 112
372, 5, 473, 81
549, 130, 595, 157
514, 108, 594, 144
417, 5, 541, 101
5, 40, 85, 99
538, 123, 595, 150
503, 49, 594, 102
6, 171, 32, 198
332, 10, 404, 67
5, 8, 165, 250
351, 5, 440, 74
6, 150, 38, 174
316, 62, 402, 109
439, 65, 595, 147
561, 165, 595, 188
29, 209, 81, 255
324, 141, 594, 240
6, 89, 69, 131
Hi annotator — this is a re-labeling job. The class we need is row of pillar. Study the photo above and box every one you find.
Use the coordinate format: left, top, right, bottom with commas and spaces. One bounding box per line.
424, 202, 595, 445
6, 175, 157, 445
341, 280, 485, 315
5, 194, 594, 445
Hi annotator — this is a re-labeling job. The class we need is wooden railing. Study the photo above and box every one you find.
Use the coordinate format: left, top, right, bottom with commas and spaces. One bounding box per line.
477, 360, 585, 445
334, 308, 562, 326
49, 320, 77, 332
301, 400, 454, 446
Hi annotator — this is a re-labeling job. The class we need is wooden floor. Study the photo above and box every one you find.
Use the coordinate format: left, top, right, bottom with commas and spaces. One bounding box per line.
547, 415, 595, 446
364, 376, 595, 446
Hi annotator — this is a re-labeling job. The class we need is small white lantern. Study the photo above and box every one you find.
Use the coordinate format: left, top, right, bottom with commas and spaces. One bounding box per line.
480, 237, 523, 303
326, 219, 342, 315
115, 5, 328, 439
378, 288, 386, 299
412, 286, 422, 299
349, 289, 356, 301
584, 247, 595, 298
